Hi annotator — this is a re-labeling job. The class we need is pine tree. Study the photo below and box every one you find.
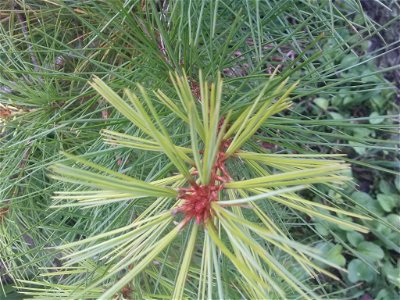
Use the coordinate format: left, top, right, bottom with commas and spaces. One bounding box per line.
0, 1, 397, 299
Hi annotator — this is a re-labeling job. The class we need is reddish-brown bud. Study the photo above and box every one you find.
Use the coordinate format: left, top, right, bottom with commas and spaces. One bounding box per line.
175, 141, 232, 225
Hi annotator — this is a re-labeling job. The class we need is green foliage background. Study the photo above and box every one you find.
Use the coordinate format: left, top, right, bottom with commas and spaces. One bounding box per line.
0, 0, 398, 299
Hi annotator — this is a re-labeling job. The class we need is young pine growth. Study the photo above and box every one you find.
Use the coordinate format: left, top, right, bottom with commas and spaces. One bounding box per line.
44, 72, 370, 299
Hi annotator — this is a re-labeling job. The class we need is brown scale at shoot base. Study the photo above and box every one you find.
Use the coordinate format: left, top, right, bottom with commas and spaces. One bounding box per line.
174, 140, 232, 225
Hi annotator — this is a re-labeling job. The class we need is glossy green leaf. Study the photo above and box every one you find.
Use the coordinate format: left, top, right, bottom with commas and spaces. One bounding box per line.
357, 241, 384, 261
347, 259, 375, 283
346, 232, 364, 248
377, 194, 398, 212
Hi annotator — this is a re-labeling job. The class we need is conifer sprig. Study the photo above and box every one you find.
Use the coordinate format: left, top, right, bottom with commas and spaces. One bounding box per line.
46, 73, 369, 299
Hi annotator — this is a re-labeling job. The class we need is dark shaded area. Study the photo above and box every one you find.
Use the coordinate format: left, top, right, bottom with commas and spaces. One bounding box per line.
361, 0, 400, 101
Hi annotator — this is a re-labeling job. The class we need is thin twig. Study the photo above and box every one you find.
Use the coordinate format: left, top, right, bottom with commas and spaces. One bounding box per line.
157, 0, 170, 65
14, 4, 41, 73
